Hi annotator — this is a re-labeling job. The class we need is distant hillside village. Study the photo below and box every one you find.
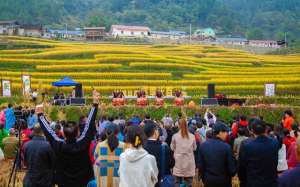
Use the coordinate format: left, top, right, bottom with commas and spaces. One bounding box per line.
0, 20, 285, 48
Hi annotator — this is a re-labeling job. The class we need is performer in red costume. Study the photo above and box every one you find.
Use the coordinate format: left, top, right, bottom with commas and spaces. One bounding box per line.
174, 90, 184, 106
112, 91, 125, 106
155, 90, 164, 107
137, 90, 147, 107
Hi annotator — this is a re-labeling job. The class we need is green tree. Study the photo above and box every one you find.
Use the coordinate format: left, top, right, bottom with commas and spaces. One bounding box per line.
246, 28, 264, 40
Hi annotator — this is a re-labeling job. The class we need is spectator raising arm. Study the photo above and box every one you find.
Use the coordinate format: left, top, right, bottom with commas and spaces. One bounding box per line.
204, 109, 216, 126
36, 92, 100, 145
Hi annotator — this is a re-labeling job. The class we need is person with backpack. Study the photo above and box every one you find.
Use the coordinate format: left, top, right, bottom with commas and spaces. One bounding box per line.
36, 92, 99, 187
143, 121, 174, 187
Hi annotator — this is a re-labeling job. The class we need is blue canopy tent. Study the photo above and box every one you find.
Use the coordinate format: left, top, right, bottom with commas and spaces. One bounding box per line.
52, 77, 84, 105
52, 76, 79, 87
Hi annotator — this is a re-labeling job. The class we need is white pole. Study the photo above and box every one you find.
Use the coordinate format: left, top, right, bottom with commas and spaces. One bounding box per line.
284, 32, 287, 48
65, 24, 68, 38
189, 23, 192, 44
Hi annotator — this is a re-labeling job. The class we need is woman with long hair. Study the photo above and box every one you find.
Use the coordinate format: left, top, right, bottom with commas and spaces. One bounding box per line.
119, 125, 158, 187
171, 118, 197, 187
93, 123, 125, 187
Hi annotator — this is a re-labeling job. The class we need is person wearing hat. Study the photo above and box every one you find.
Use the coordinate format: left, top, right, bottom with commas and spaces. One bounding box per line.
143, 121, 174, 187
23, 124, 55, 187
2, 128, 18, 159
238, 119, 279, 187
198, 121, 236, 187
91, 123, 125, 187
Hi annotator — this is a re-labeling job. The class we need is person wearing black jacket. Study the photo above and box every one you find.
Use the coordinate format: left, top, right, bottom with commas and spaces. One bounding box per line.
143, 121, 175, 187
238, 119, 279, 187
36, 92, 99, 187
198, 122, 237, 187
23, 124, 55, 187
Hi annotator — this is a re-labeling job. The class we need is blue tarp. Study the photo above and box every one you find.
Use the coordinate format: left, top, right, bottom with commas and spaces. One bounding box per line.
52, 76, 79, 87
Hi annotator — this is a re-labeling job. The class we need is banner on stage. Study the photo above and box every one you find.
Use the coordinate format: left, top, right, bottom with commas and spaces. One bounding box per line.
2, 80, 12, 97
265, 83, 275, 97
22, 75, 31, 95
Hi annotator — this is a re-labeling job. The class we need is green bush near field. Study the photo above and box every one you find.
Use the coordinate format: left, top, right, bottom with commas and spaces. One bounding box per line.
43, 105, 300, 126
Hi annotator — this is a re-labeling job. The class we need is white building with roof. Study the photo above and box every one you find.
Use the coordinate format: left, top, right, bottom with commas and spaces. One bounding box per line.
110, 25, 151, 38
150, 31, 187, 40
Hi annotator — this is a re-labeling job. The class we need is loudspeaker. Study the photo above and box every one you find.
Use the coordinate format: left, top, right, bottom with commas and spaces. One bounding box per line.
75, 84, 83, 98
208, 84, 215, 98
200, 98, 218, 106
70, 98, 86, 106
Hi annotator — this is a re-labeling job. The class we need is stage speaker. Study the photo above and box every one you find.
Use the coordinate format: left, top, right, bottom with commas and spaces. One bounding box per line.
70, 98, 86, 106
75, 84, 83, 98
200, 98, 218, 106
208, 84, 215, 98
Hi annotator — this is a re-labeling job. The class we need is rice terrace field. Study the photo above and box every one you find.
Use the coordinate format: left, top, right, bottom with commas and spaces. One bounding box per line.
1, 36, 300, 97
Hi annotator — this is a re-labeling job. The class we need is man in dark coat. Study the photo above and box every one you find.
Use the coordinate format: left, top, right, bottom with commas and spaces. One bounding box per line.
36, 92, 99, 187
238, 119, 279, 187
143, 121, 174, 187
23, 124, 55, 187
198, 122, 237, 187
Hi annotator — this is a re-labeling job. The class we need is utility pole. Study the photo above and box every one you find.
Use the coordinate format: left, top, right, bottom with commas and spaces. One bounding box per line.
65, 24, 68, 39
189, 23, 192, 44
284, 32, 287, 48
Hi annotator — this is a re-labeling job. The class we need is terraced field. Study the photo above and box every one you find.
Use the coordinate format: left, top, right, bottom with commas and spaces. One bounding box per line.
1, 36, 300, 96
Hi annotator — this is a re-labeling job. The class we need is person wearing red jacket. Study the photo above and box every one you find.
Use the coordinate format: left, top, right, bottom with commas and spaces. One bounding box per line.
232, 116, 248, 139
283, 128, 296, 154
282, 110, 294, 132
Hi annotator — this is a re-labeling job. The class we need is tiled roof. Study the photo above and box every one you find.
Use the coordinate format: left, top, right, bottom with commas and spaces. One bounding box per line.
111, 25, 151, 32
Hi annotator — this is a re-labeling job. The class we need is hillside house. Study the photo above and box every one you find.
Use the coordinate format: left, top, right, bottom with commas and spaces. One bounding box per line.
194, 28, 216, 41
18, 24, 43, 37
216, 37, 248, 45
84, 27, 106, 40
47, 29, 84, 40
248, 40, 281, 48
150, 31, 187, 40
110, 25, 151, 38
0, 20, 20, 35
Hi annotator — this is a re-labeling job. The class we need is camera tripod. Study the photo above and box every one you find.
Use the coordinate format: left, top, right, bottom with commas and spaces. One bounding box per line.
7, 123, 22, 187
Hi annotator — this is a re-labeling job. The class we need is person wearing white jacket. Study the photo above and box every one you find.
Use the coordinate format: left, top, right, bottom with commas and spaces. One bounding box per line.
119, 126, 158, 187
274, 125, 288, 173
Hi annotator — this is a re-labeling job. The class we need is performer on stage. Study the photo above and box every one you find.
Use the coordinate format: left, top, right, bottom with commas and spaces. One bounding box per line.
137, 90, 147, 107
174, 90, 184, 106
112, 91, 125, 106
155, 90, 164, 107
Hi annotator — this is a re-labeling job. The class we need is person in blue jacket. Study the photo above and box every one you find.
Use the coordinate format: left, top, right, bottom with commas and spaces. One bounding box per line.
5, 104, 16, 130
